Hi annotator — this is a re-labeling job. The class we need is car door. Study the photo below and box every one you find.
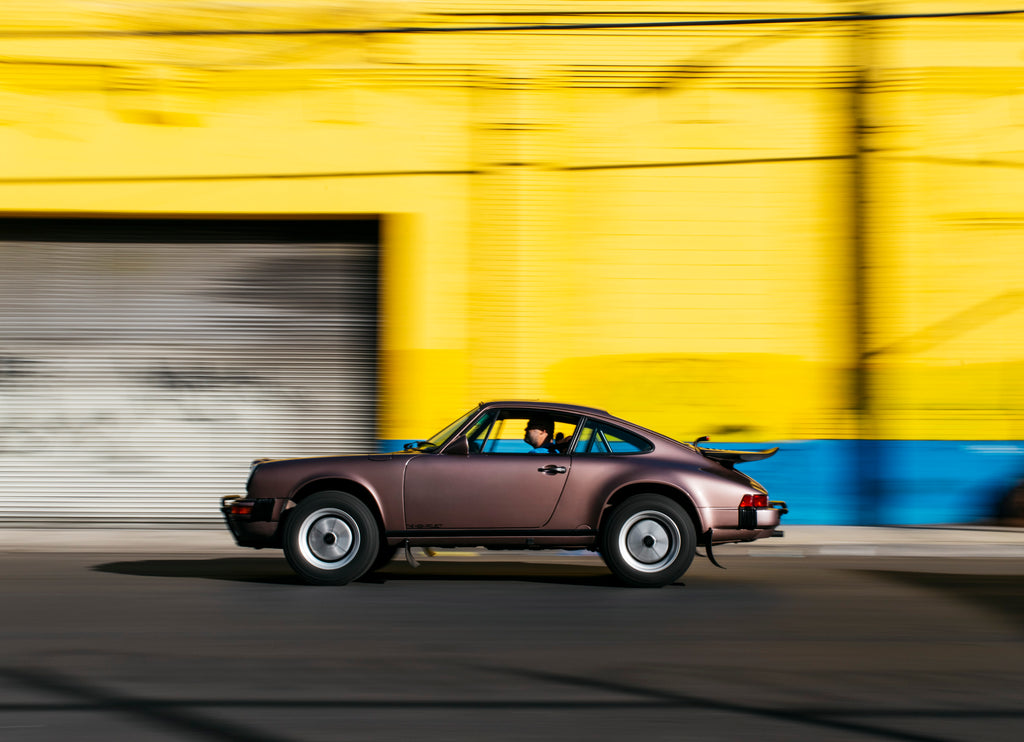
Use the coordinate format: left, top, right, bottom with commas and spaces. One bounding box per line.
403, 454, 571, 529
402, 409, 577, 529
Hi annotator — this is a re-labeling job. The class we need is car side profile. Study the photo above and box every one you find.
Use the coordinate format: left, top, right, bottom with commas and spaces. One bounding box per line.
222, 401, 787, 587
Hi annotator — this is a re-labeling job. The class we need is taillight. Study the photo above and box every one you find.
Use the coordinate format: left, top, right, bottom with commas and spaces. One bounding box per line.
229, 501, 254, 516
739, 494, 769, 508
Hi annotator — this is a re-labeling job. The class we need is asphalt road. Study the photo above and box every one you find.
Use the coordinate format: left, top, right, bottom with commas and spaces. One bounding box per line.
1, 550, 1022, 742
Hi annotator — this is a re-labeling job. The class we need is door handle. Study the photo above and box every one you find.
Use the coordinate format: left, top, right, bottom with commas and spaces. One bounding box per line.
538, 465, 567, 475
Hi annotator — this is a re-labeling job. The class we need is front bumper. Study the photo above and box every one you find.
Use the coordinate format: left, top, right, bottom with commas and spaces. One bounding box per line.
221, 495, 285, 548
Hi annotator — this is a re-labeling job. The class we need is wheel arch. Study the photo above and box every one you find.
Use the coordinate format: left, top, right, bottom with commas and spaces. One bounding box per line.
599, 482, 703, 536
286, 478, 386, 535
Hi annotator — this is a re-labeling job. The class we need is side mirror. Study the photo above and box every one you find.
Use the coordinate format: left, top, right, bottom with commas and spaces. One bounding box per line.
692, 435, 709, 447
444, 434, 470, 456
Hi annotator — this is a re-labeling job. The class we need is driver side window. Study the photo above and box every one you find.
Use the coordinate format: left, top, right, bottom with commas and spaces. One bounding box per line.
466, 409, 579, 454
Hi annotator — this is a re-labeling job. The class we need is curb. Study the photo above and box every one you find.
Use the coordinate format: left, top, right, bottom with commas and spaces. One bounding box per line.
2, 525, 1024, 557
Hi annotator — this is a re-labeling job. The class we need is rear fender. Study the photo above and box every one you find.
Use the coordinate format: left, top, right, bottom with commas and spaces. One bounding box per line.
599, 483, 703, 535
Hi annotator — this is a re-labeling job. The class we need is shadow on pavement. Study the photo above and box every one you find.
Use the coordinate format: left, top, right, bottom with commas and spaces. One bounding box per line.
368, 561, 623, 587
5, 662, 1022, 742
93, 558, 302, 585
92, 557, 630, 588
862, 570, 1024, 629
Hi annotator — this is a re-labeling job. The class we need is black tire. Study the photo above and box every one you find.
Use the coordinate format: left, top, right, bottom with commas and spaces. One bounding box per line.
600, 495, 696, 587
283, 491, 380, 585
368, 543, 399, 573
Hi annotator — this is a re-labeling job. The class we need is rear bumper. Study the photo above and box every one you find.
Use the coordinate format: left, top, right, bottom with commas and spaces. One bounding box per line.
703, 500, 788, 543
738, 499, 788, 530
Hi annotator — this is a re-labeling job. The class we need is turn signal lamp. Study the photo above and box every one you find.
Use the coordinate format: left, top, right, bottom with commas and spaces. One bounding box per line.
739, 494, 769, 508
229, 501, 254, 516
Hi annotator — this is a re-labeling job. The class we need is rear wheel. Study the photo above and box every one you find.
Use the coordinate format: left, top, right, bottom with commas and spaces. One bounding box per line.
284, 491, 379, 585
600, 495, 696, 587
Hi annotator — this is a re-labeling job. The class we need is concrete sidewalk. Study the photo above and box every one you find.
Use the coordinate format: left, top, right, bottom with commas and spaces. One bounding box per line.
2, 525, 1024, 558
732, 524, 1024, 558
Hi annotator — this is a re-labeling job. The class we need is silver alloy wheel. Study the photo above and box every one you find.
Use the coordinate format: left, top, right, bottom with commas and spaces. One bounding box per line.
296, 507, 361, 570
617, 510, 681, 573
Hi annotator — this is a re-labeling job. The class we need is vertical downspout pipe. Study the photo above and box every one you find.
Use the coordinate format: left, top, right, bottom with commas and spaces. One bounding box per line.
850, 11, 881, 524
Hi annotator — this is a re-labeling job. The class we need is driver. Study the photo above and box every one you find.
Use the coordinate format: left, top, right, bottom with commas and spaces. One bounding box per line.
524, 416, 559, 453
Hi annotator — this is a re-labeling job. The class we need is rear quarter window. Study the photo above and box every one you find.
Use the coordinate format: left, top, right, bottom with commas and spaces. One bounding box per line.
573, 421, 652, 455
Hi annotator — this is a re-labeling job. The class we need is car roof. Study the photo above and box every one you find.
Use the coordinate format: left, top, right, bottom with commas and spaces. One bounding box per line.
473, 400, 685, 452
478, 400, 612, 418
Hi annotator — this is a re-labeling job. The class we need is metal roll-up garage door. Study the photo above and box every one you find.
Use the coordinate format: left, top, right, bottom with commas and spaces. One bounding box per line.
0, 218, 379, 526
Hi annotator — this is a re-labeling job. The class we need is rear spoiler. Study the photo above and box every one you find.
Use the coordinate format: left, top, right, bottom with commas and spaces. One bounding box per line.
692, 437, 778, 469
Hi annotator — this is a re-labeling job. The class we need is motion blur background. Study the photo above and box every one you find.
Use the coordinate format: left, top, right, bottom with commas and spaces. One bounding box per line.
1, 1, 1022, 528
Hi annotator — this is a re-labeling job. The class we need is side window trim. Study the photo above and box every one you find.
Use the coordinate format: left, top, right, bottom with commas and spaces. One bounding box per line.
464, 410, 497, 454
574, 417, 594, 454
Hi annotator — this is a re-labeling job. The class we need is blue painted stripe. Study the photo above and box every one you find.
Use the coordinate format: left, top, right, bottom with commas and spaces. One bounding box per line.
377, 439, 1024, 525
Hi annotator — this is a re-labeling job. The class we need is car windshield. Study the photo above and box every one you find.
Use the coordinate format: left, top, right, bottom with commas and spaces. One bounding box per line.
408, 407, 479, 453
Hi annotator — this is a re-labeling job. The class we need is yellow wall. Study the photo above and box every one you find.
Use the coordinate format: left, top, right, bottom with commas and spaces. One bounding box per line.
2, 1, 1022, 443
870, 20, 1024, 441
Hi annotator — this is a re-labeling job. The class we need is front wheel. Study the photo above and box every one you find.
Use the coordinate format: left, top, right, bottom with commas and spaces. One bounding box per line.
283, 491, 380, 585
600, 495, 696, 587
368, 542, 399, 573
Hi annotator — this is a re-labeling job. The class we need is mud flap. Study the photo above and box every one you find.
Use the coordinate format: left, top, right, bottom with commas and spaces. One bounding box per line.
402, 539, 421, 568
700, 529, 726, 570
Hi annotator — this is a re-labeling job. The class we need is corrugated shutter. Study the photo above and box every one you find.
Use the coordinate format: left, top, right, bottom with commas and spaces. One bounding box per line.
0, 219, 378, 526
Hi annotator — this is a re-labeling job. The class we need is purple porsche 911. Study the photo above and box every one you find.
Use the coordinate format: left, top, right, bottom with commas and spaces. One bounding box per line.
222, 401, 787, 587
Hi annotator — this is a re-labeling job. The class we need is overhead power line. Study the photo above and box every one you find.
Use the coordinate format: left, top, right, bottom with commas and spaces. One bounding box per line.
1, 8, 1023, 39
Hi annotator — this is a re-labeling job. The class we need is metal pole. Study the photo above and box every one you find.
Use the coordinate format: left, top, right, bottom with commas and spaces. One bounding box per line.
850, 10, 880, 524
